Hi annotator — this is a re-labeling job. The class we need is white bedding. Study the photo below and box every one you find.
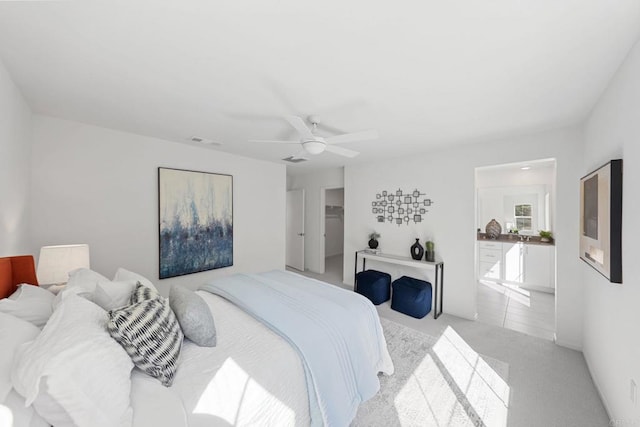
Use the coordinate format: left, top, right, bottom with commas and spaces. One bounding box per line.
130, 291, 310, 427
4, 269, 385, 427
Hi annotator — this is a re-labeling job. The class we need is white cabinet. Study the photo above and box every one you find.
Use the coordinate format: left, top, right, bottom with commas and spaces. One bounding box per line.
477, 241, 555, 292
523, 244, 554, 290
478, 241, 502, 281
503, 242, 524, 283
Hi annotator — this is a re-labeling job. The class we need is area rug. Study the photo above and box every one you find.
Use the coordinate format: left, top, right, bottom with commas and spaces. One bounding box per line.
353, 318, 510, 427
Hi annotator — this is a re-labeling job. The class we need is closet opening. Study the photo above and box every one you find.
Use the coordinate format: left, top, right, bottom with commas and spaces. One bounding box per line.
320, 187, 344, 284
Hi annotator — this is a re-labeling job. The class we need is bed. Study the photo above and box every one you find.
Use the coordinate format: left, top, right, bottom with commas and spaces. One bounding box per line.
0, 255, 394, 427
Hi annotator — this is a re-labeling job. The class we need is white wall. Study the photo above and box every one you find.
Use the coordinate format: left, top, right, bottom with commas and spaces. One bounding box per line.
287, 168, 344, 273
476, 164, 556, 232
30, 116, 286, 295
478, 186, 546, 234
0, 60, 32, 256
344, 126, 584, 348
582, 39, 640, 422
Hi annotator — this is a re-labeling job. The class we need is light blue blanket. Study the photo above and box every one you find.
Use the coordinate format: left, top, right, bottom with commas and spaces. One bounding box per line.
200, 270, 394, 427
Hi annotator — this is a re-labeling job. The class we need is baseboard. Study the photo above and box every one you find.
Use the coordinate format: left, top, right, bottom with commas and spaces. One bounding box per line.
553, 334, 583, 351
583, 349, 613, 422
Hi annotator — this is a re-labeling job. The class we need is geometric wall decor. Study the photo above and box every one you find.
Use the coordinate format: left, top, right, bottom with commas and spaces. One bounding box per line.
371, 188, 434, 225
159, 167, 233, 279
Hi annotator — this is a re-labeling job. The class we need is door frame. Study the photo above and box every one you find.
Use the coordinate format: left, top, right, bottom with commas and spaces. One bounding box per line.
474, 159, 557, 334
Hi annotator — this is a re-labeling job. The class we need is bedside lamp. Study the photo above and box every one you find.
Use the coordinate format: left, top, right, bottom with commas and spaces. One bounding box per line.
36, 244, 90, 285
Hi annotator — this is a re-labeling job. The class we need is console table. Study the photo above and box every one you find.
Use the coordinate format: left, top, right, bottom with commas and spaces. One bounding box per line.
354, 250, 444, 319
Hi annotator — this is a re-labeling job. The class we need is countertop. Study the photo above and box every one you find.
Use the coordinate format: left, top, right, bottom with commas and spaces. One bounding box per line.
477, 233, 555, 246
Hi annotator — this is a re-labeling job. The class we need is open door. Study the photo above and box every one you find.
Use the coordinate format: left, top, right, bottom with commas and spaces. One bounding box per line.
286, 189, 305, 271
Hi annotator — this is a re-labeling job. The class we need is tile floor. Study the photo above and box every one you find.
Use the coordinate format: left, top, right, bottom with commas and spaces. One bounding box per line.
476, 280, 556, 341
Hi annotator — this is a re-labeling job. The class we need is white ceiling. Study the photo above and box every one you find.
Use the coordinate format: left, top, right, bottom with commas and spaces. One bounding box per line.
0, 1, 638, 173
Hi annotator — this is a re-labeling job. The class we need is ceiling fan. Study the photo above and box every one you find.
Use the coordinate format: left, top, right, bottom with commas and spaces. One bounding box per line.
249, 115, 378, 158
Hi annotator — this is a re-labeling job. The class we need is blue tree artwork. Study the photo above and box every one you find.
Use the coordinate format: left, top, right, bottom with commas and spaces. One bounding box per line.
159, 168, 233, 279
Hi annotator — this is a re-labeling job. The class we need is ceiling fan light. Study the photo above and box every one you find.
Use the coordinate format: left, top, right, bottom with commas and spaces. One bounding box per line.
302, 140, 326, 155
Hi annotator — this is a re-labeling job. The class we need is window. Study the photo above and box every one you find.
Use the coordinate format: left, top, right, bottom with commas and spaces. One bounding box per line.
514, 204, 532, 231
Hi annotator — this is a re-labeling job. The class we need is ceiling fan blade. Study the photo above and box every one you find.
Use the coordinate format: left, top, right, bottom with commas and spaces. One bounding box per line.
248, 139, 300, 144
324, 145, 360, 158
291, 150, 309, 160
284, 115, 314, 140
325, 129, 379, 145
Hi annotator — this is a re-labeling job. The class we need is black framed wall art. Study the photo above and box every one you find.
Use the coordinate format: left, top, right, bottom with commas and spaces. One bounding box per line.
579, 159, 622, 283
158, 167, 233, 279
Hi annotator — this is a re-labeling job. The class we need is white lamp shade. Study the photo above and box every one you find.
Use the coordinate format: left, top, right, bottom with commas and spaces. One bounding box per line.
37, 244, 90, 284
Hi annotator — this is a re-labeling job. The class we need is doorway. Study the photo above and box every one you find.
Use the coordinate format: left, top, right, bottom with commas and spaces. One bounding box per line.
475, 159, 557, 341
320, 187, 344, 284
286, 189, 305, 271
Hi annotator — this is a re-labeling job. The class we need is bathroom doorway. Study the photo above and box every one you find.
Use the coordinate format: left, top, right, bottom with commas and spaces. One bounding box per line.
475, 159, 557, 341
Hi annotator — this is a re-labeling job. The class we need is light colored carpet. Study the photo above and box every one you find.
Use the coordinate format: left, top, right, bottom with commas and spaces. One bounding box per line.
354, 318, 510, 427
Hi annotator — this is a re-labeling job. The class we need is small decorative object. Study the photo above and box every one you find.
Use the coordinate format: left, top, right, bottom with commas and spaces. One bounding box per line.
410, 239, 424, 260
368, 232, 380, 249
371, 188, 434, 225
485, 219, 502, 239
425, 241, 435, 262
539, 230, 553, 243
580, 159, 623, 283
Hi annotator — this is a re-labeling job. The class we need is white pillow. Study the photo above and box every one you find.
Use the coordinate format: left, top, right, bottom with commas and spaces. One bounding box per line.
113, 268, 158, 292
0, 312, 41, 402
0, 285, 54, 328
12, 293, 134, 427
58, 268, 136, 311
92, 280, 135, 311
66, 268, 110, 292
1, 389, 49, 427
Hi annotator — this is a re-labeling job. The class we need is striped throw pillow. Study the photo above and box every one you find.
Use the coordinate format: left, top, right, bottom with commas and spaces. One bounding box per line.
129, 281, 160, 304
107, 296, 183, 386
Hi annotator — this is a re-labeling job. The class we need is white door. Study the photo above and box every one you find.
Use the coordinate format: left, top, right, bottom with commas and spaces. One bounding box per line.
286, 189, 305, 271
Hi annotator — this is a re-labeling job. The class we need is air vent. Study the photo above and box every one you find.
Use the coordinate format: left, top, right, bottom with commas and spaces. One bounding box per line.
282, 156, 308, 163
190, 136, 222, 146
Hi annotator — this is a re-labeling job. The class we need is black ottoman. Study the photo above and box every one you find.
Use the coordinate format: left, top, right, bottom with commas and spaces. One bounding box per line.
391, 276, 432, 318
355, 270, 391, 305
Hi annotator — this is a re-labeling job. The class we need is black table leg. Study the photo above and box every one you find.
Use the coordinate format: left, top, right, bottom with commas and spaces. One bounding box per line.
434, 263, 444, 319
353, 252, 358, 292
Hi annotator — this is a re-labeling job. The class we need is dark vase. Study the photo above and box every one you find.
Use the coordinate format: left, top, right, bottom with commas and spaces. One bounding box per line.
410, 238, 424, 260
368, 238, 379, 249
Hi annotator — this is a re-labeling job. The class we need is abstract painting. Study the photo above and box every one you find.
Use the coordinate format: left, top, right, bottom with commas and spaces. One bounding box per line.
579, 159, 622, 283
159, 167, 233, 279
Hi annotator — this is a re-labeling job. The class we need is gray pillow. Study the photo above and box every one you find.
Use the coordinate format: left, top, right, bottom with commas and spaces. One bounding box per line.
169, 286, 216, 347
